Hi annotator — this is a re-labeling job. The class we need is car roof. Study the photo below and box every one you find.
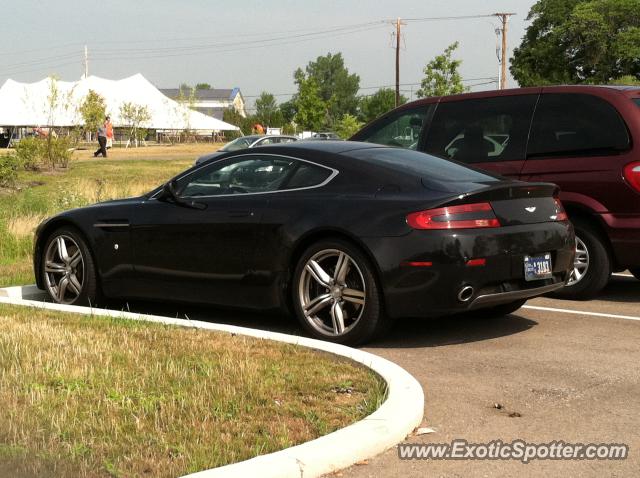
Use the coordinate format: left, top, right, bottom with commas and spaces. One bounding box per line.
257, 140, 386, 154
390, 84, 640, 109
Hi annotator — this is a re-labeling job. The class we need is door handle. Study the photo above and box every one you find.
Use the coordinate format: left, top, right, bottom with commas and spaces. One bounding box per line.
227, 210, 252, 218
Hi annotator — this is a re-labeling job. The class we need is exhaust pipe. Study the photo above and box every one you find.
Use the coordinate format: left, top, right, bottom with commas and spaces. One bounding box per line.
458, 285, 475, 303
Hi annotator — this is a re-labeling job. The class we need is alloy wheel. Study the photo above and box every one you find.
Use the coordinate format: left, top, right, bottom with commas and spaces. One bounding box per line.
567, 236, 589, 286
298, 249, 366, 337
44, 235, 85, 304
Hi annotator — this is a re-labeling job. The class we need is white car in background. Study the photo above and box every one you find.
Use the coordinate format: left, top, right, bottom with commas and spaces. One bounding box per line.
195, 135, 299, 165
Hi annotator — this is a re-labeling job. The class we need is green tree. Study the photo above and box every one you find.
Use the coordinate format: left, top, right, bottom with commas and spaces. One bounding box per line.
416, 42, 467, 98
279, 100, 297, 124
195, 83, 211, 90
255, 92, 283, 127
223, 108, 254, 136
298, 52, 360, 127
511, 0, 640, 86
358, 88, 407, 123
78, 90, 107, 138
119, 102, 151, 146
293, 71, 327, 131
334, 114, 363, 139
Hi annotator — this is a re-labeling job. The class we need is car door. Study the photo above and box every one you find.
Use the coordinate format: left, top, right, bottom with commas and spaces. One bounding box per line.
422, 93, 539, 178
129, 154, 297, 306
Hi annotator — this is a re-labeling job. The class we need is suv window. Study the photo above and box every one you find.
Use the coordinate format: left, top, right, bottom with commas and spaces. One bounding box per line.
424, 95, 537, 164
179, 156, 296, 197
528, 94, 630, 159
352, 106, 431, 149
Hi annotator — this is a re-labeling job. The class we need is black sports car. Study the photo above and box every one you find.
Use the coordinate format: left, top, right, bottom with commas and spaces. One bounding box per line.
34, 141, 575, 345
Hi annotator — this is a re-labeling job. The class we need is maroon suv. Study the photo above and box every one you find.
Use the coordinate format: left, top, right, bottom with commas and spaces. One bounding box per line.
352, 86, 640, 299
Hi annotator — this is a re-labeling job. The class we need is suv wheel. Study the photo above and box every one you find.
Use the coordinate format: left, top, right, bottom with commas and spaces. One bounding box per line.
551, 219, 611, 300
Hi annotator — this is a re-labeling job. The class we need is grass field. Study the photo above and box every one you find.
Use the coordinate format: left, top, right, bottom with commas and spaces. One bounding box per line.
0, 304, 385, 477
0, 143, 221, 286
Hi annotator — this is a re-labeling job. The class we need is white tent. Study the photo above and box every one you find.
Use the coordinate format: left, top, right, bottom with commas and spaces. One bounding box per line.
0, 73, 239, 131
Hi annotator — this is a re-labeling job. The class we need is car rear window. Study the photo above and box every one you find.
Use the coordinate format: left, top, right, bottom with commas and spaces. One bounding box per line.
283, 162, 332, 189
348, 147, 499, 183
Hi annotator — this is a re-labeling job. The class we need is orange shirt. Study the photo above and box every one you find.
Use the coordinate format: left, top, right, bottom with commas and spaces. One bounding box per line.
106, 121, 114, 139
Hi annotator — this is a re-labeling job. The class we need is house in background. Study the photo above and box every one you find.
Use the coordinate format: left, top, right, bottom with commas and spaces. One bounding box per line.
159, 87, 247, 120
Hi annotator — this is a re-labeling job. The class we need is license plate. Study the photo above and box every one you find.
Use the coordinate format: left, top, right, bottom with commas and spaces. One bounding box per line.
524, 253, 553, 281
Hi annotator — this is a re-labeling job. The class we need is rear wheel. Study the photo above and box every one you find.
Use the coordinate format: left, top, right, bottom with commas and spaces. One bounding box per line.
41, 227, 99, 306
550, 219, 611, 300
292, 239, 388, 345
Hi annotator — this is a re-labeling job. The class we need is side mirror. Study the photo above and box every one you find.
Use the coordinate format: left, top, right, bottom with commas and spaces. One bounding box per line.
158, 179, 206, 210
157, 179, 178, 202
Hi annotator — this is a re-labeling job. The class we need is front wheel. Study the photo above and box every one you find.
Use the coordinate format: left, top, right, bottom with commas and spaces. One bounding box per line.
292, 239, 388, 345
41, 227, 100, 306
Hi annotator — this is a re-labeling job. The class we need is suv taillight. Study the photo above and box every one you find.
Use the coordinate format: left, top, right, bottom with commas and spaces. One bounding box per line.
624, 162, 640, 193
406, 202, 501, 230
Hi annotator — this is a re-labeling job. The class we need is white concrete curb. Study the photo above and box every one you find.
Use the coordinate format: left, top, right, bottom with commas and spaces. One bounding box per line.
0, 286, 424, 478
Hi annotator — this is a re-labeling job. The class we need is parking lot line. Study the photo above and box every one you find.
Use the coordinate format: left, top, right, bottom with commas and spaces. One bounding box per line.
613, 272, 634, 277
523, 304, 640, 322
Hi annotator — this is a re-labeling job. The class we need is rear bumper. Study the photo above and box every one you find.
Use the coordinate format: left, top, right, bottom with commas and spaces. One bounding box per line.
468, 281, 564, 309
364, 221, 574, 319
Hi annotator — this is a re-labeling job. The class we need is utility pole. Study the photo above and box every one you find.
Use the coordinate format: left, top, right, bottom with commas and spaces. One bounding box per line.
84, 45, 89, 78
494, 13, 515, 90
394, 18, 406, 107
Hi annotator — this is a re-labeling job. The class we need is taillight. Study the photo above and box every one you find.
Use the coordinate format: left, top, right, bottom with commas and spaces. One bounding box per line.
624, 161, 640, 193
553, 198, 569, 221
406, 202, 501, 230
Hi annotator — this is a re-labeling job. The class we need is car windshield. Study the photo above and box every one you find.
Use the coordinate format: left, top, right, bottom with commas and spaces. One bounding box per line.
349, 147, 499, 183
219, 137, 255, 152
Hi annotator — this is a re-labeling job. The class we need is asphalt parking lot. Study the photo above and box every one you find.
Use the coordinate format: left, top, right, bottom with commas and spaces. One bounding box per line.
120, 273, 639, 477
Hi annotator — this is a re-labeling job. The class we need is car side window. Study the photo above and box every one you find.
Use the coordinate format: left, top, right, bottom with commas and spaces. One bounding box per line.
283, 162, 332, 189
179, 156, 296, 197
424, 95, 537, 164
528, 94, 630, 159
351, 106, 431, 149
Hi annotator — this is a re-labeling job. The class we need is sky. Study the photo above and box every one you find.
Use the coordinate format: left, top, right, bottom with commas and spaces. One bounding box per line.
3, 1, 537, 111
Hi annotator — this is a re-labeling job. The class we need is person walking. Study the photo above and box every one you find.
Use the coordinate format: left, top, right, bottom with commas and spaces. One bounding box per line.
105, 115, 114, 149
94, 118, 108, 157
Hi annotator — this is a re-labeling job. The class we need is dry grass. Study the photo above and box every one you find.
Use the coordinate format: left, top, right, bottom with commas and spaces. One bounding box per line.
71, 178, 160, 204
0, 304, 385, 478
72, 143, 225, 162
6, 213, 47, 238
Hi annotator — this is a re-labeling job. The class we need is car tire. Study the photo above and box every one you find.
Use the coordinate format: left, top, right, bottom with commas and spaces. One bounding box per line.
550, 219, 611, 300
41, 227, 100, 306
292, 239, 388, 345
472, 299, 527, 318
629, 268, 640, 281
